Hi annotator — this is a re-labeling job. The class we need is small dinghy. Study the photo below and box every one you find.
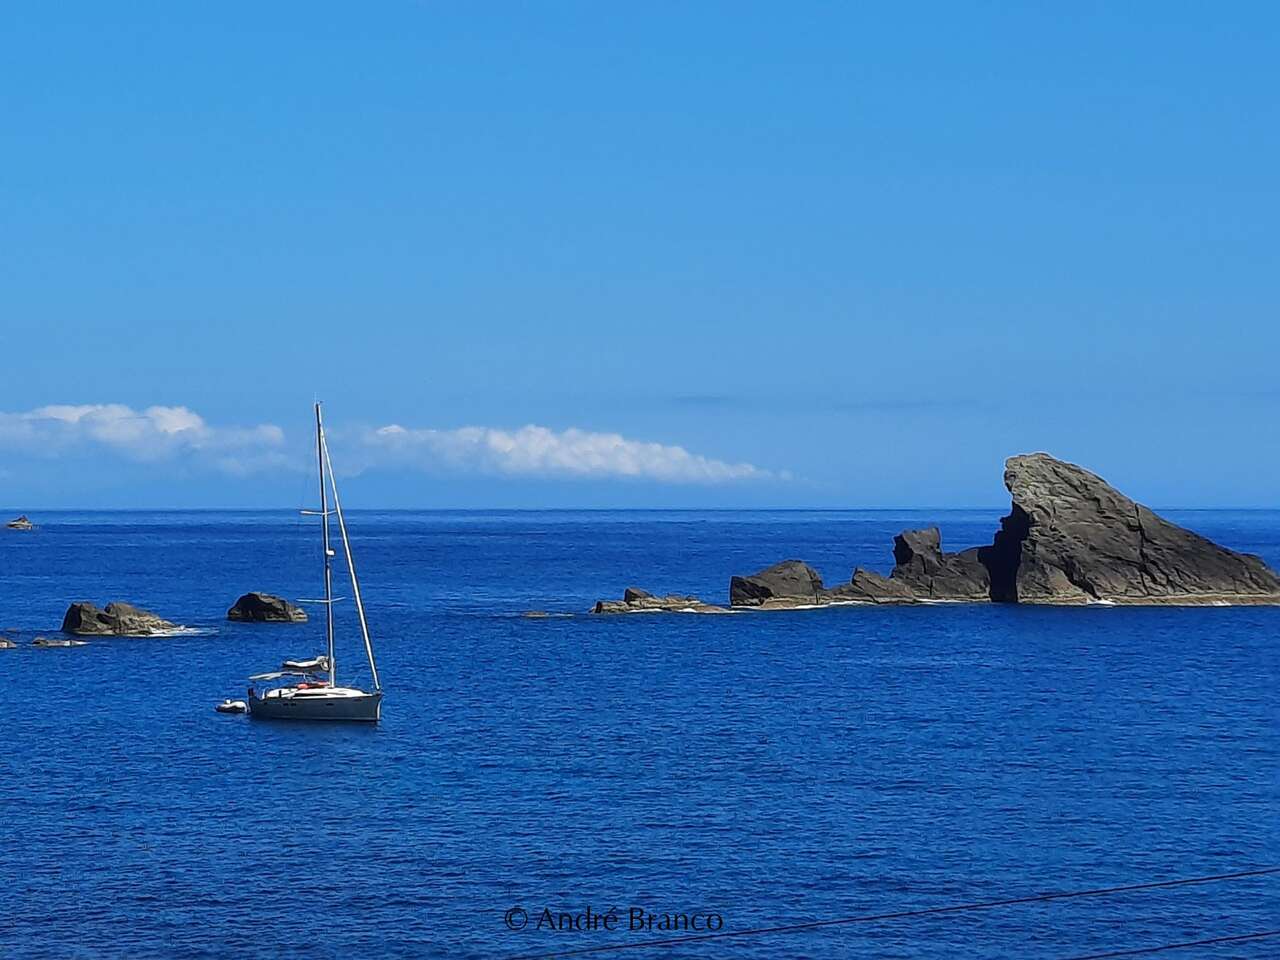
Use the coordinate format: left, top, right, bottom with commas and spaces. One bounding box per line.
215, 699, 248, 714
6, 515, 34, 531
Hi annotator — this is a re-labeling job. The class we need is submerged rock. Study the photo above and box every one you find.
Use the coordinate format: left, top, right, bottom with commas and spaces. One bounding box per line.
227, 592, 308, 623
593, 589, 729, 614
61, 601, 180, 636
34, 636, 88, 647
987, 453, 1280, 604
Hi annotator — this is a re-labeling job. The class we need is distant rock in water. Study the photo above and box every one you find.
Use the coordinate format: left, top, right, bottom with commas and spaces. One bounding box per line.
730, 561, 824, 607
34, 635, 88, 647
985, 453, 1280, 604
593, 588, 729, 614
227, 592, 308, 623
708, 453, 1280, 608
889, 527, 991, 601
826, 568, 917, 604
61, 601, 180, 636
730, 561, 920, 608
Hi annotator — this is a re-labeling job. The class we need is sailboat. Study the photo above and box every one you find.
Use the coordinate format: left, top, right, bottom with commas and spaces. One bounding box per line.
247, 403, 383, 722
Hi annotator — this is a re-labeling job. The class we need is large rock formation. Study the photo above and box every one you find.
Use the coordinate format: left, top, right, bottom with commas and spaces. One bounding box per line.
985, 453, 1280, 604
227, 592, 308, 623
61, 601, 180, 636
594, 452, 1280, 611
721, 453, 1280, 608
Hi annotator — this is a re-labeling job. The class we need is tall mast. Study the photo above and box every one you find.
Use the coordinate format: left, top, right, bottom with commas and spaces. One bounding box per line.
316, 402, 336, 687
323, 432, 381, 691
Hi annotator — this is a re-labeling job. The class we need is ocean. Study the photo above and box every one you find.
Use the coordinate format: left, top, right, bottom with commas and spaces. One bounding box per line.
2, 509, 1277, 959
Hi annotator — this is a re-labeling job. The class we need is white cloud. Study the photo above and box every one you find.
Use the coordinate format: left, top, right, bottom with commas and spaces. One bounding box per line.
0, 404, 777, 485
0, 404, 287, 473
363, 423, 770, 484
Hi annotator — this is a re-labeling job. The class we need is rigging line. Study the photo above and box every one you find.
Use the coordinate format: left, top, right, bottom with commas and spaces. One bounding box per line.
503, 867, 1280, 960
1058, 929, 1280, 960
321, 427, 381, 691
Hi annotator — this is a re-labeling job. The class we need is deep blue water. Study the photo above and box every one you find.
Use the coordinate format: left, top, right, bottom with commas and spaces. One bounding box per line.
2, 509, 1277, 959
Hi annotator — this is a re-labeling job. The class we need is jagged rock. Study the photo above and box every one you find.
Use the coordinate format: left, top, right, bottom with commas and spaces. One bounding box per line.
826, 568, 919, 604
889, 527, 991, 601
594, 590, 729, 614
597, 452, 1280, 612
227, 592, 308, 623
61, 601, 180, 636
730, 561, 923, 607
989, 453, 1280, 604
730, 560, 824, 606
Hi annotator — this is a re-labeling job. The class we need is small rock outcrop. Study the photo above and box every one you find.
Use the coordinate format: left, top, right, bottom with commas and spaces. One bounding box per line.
826, 568, 918, 604
34, 636, 87, 647
987, 453, 1280, 604
889, 528, 991, 601
227, 592, 308, 623
593, 588, 728, 614
731, 562, 920, 607
61, 601, 180, 636
730, 561, 824, 606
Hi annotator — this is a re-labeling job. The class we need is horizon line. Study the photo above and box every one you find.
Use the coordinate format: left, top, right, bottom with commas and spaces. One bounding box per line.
5, 504, 1280, 513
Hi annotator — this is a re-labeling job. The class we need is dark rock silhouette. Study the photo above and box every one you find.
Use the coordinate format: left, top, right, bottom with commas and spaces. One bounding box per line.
889, 528, 991, 601
826, 568, 918, 604
730, 560, 824, 606
227, 592, 308, 623
720, 453, 1280, 608
61, 601, 180, 636
987, 453, 1280, 604
596, 453, 1280, 611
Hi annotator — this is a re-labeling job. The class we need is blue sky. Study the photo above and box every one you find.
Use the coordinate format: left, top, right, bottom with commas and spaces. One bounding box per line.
3, 3, 1277, 508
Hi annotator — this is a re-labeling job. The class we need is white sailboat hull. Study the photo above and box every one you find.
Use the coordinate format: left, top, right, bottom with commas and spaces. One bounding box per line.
248, 687, 382, 722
